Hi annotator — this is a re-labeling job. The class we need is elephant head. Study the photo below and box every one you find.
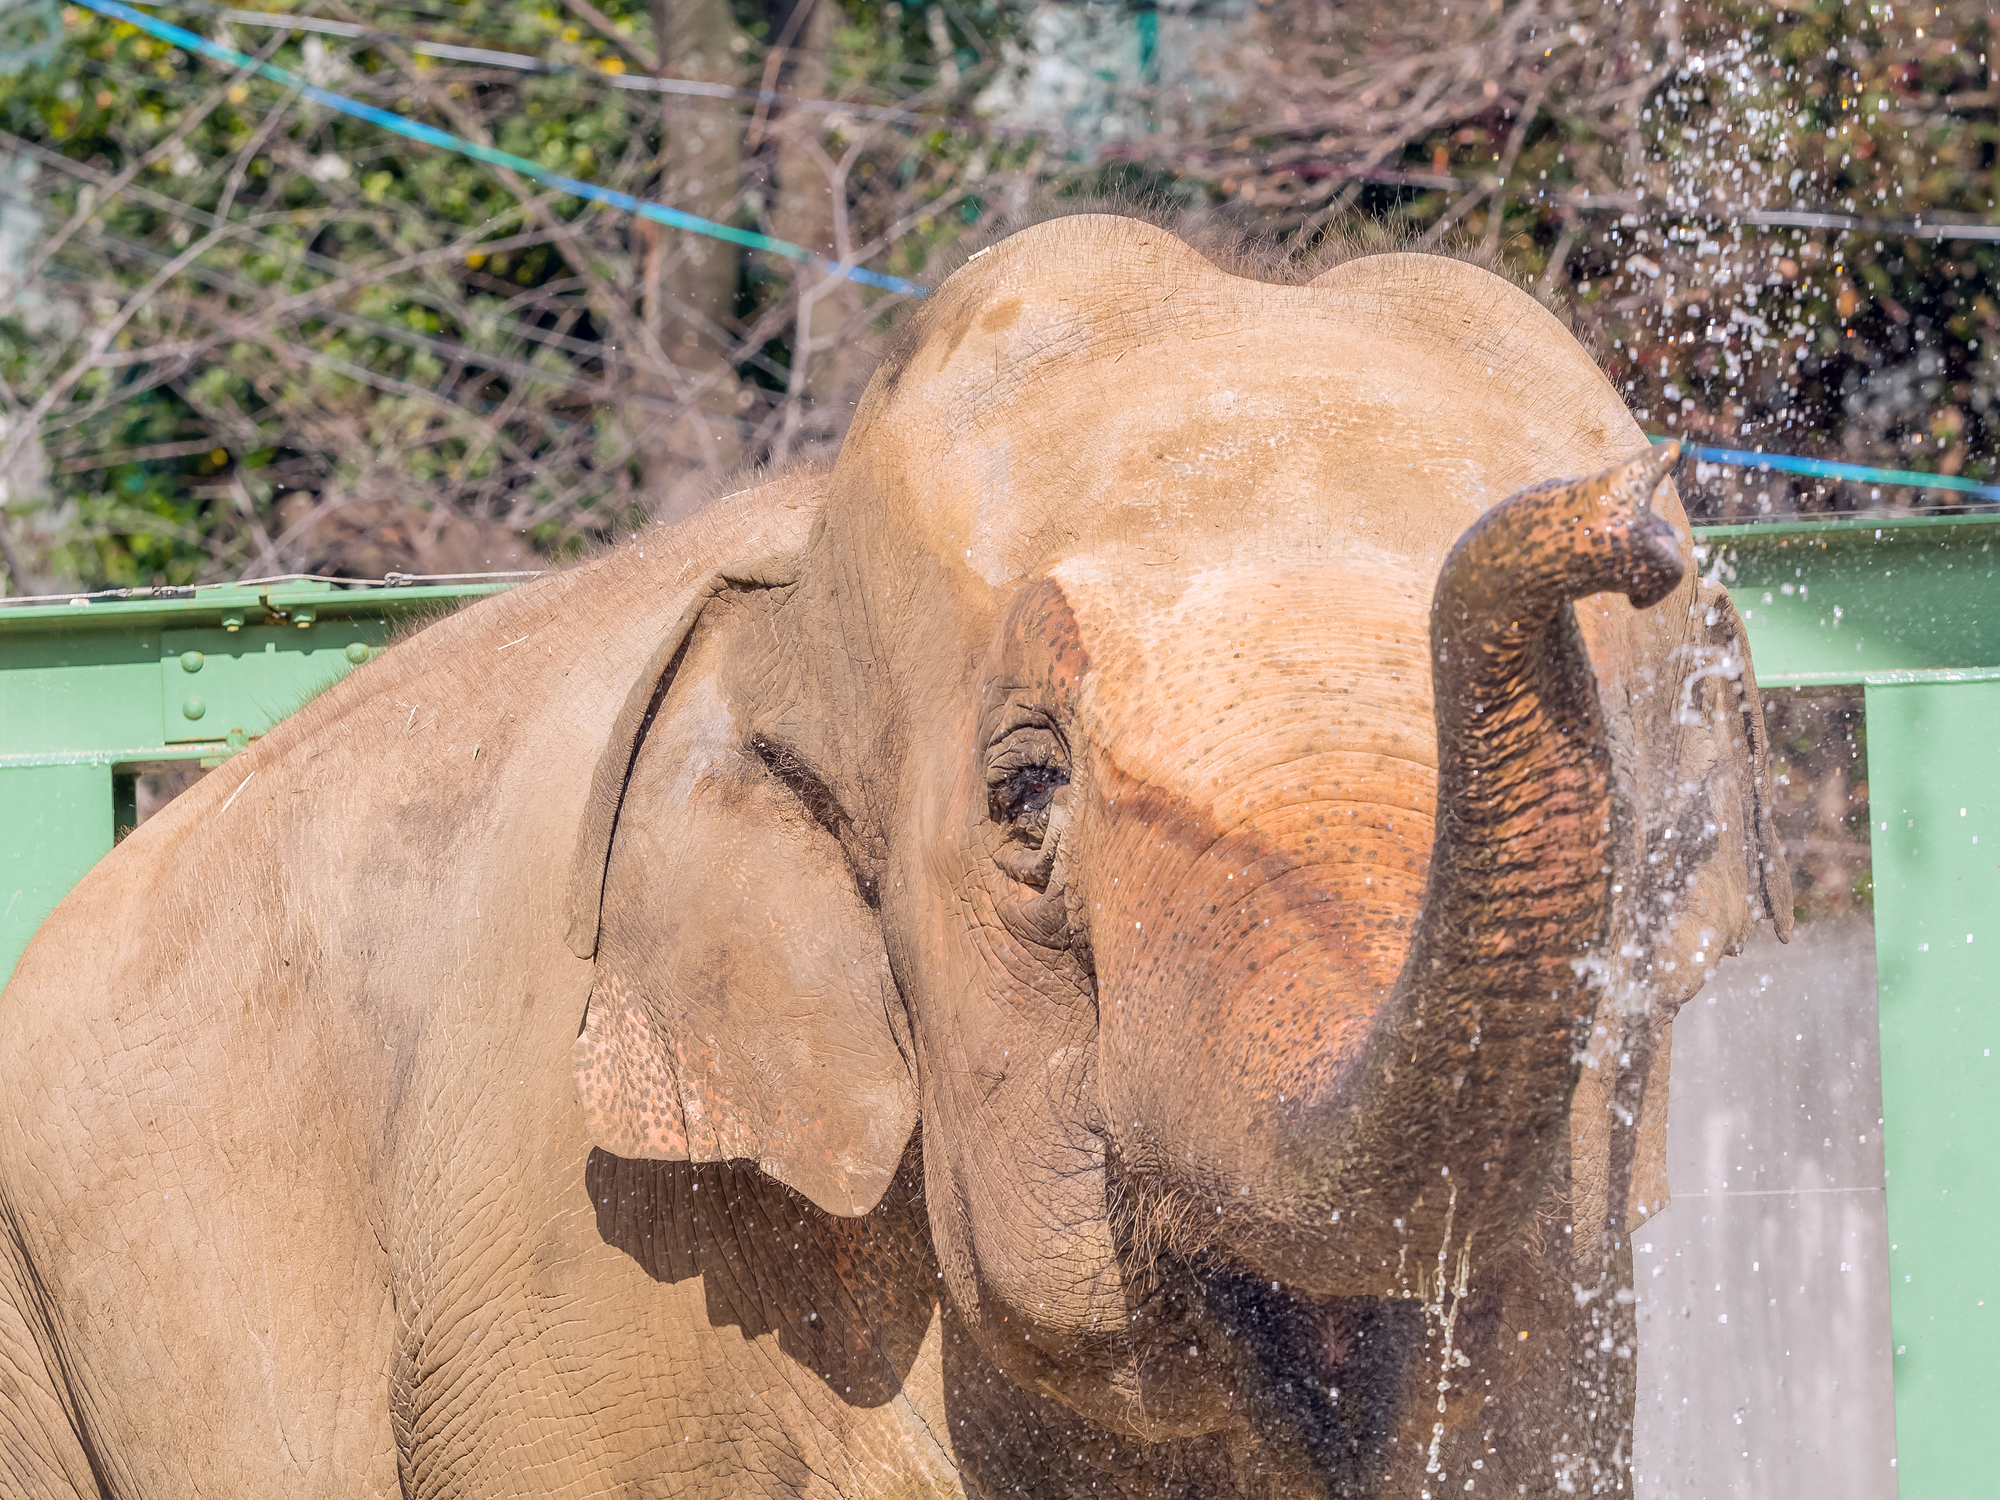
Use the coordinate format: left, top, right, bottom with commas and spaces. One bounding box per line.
561, 217, 1789, 1482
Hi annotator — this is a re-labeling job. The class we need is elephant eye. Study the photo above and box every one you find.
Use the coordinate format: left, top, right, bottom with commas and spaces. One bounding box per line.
991, 765, 1068, 838
984, 722, 1070, 865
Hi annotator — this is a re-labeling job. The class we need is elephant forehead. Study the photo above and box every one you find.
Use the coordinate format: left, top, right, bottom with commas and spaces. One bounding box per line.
1048, 555, 1440, 824
838, 218, 1655, 589
860, 314, 1517, 591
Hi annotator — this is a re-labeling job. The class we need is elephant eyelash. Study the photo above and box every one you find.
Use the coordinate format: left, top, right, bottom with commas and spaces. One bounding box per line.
990, 765, 1067, 830
751, 734, 882, 908
752, 735, 847, 831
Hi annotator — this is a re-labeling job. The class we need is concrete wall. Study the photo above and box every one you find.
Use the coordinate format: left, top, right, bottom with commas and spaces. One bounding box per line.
1634, 917, 1898, 1497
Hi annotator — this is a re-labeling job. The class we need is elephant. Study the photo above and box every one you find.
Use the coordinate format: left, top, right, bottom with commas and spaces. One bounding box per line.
0, 213, 1789, 1499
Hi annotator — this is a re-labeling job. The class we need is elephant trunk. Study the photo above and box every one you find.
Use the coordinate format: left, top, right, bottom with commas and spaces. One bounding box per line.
1095, 446, 1685, 1296
1310, 443, 1685, 1270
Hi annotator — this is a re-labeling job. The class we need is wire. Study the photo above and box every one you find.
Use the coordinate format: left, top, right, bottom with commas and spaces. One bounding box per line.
1671, 440, 2000, 505
1740, 208, 2000, 244
87, 2, 2000, 247
6, 128, 659, 390
0, 183, 711, 418
48, 4, 2000, 517
202, 0, 1040, 137
0, 569, 544, 606
70, 0, 932, 295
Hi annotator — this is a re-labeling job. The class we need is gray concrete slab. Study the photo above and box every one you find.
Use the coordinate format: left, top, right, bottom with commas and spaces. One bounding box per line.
1634, 916, 1898, 1497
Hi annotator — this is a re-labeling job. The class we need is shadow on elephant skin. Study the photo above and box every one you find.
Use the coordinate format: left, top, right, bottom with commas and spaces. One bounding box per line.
585, 1132, 1442, 1499
585, 1136, 940, 1409
589, 1142, 1178, 1496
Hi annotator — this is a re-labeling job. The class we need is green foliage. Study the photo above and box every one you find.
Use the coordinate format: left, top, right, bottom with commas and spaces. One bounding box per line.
0, 0, 992, 589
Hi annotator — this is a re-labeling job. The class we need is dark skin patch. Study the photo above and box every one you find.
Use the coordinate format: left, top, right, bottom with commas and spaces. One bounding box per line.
987, 577, 1092, 711
1202, 1271, 1424, 1493
980, 296, 1025, 335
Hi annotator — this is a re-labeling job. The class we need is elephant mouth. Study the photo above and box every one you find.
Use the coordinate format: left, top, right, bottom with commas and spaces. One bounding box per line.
1104, 1152, 1428, 1484
1198, 1269, 1425, 1491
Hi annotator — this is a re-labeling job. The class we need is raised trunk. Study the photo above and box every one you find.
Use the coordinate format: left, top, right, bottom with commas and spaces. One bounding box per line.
1297, 443, 1685, 1275
1100, 446, 1684, 1296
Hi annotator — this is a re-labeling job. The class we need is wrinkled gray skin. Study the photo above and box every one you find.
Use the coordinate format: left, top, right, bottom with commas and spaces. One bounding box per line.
0, 218, 1788, 1499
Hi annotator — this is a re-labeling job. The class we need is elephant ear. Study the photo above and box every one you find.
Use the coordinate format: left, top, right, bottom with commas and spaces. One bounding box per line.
565, 477, 917, 1219
1621, 579, 1792, 1229
1689, 578, 1794, 941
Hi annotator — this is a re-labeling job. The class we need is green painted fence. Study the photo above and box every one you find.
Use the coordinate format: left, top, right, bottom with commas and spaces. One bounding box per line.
4, 516, 1998, 1489
0, 577, 517, 979
1701, 511, 2000, 1496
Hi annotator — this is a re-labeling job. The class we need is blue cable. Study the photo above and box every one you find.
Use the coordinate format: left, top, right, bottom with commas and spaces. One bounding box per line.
70, 0, 930, 295
1661, 438, 2000, 505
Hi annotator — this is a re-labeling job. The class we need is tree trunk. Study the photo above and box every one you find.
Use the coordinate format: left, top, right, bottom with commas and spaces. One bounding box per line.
766, 0, 874, 463
638, 0, 748, 520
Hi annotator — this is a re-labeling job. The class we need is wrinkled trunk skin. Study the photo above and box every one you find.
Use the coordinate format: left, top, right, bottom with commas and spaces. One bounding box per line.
1097, 447, 1682, 1305
1314, 448, 1684, 1266
1078, 450, 1682, 1492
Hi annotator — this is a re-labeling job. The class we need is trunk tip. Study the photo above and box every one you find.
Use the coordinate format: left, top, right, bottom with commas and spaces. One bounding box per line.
1600, 444, 1685, 609
1620, 440, 1680, 506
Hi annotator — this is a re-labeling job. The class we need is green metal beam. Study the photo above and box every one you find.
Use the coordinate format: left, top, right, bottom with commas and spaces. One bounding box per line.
1701, 510, 2000, 1494
0, 579, 515, 982
1863, 678, 1999, 1498
1, 763, 113, 983
1699, 512, 2000, 688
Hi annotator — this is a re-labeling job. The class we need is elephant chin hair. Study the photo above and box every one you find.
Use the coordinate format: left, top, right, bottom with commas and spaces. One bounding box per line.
1103, 1152, 1425, 1496
1204, 1275, 1425, 1495
1102, 1149, 1219, 1283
